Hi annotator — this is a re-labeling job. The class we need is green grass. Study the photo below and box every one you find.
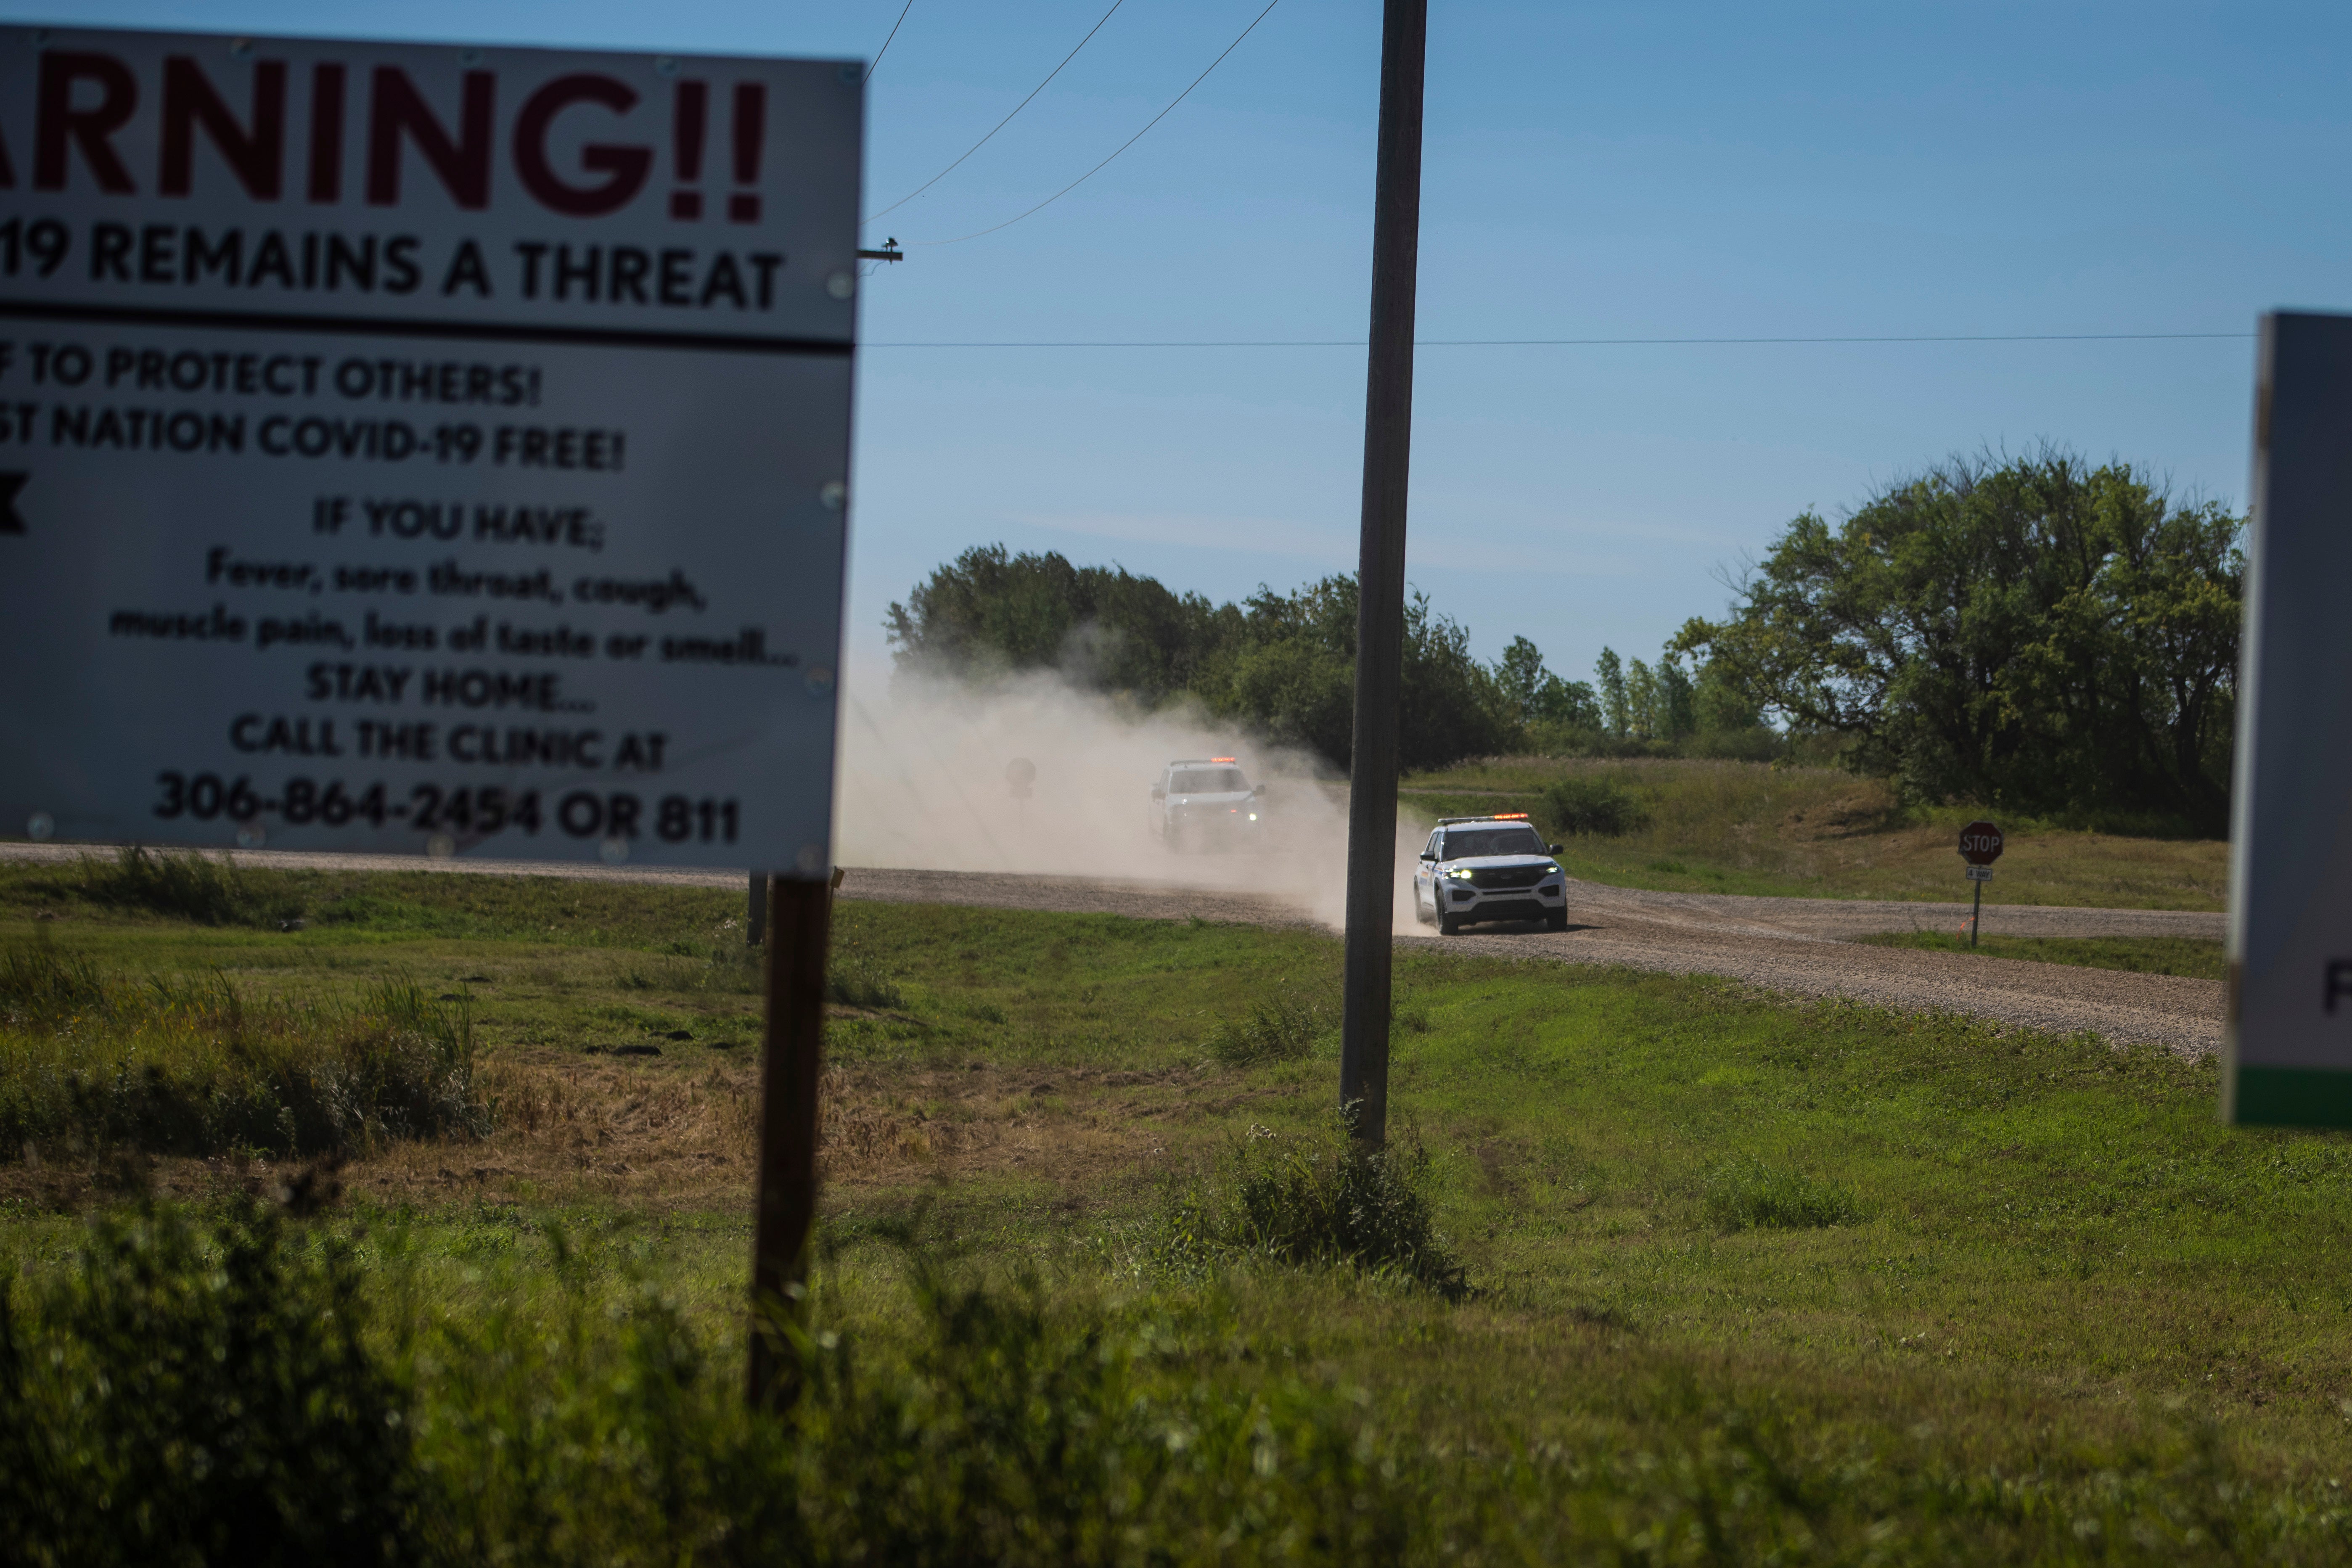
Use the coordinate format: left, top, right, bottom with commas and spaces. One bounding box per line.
1402, 756, 2230, 908
28, 1202, 2349, 1565
4, 861, 2346, 1561
1857, 931, 2228, 980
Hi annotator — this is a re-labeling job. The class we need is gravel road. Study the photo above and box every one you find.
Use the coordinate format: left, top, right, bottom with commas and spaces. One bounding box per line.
831, 868, 2223, 1057
0, 845, 2224, 1056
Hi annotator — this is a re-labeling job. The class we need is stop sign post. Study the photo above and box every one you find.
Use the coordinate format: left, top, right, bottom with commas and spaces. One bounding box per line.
1958, 820, 2003, 947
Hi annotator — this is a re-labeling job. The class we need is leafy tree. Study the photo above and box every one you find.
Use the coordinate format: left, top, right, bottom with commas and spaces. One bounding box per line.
1594, 648, 1629, 738
884, 545, 1230, 705
1680, 450, 2242, 832
1392, 592, 1516, 771
1625, 658, 1658, 740
1195, 576, 1359, 766
1193, 576, 1513, 771
1656, 656, 1698, 740
888, 548, 1512, 773
1496, 637, 1549, 721
1544, 680, 1603, 730
1693, 655, 1762, 733
1495, 637, 1601, 731
1620, 655, 1699, 743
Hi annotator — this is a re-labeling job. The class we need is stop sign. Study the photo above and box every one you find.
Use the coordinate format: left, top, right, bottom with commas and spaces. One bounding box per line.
1958, 820, 2004, 866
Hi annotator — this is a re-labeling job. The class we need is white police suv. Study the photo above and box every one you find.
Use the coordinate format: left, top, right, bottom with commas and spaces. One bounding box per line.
1412, 813, 1569, 934
1148, 757, 1265, 849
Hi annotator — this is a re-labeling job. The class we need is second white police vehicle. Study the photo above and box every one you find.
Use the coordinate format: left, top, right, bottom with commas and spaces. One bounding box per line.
1149, 757, 1265, 850
1413, 813, 1569, 935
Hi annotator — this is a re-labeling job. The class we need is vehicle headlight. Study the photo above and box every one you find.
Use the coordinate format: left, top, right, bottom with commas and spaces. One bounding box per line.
1445, 867, 1474, 880
1247, 813, 1257, 820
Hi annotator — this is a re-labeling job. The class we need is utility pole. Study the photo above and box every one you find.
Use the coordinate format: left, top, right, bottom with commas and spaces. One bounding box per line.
1338, 0, 1429, 1149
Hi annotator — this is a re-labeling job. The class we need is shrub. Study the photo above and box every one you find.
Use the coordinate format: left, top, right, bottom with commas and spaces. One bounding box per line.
1542, 776, 1648, 837
10, 1204, 2352, 1562
1704, 1159, 1865, 1230
1206, 994, 1325, 1066
1160, 1115, 1469, 1300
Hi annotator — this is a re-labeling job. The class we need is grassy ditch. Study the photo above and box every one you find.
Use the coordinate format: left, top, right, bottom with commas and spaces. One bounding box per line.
1, 849, 758, 947
3, 861, 2347, 1562
1401, 756, 2229, 907
12, 1200, 2352, 1565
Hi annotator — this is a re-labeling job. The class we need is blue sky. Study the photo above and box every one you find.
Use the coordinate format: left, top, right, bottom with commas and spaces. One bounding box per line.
57, 0, 2348, 688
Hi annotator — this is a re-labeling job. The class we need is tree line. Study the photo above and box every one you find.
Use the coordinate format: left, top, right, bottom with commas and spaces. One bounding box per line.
1677, 449, 2242, 835
886, 448, 2244, 833
883, 550, 1773, 774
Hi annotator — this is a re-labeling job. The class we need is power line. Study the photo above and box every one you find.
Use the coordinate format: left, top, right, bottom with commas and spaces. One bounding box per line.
917, 0, 1284, 247
865, 0, 915, 82
866, 0, 1128, 227
862, 330, 2256, 348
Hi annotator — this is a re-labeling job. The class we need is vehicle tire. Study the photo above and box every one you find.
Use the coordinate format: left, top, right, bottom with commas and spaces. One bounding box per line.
1438, 910, 1462, 936
1545, 910, 1568, 932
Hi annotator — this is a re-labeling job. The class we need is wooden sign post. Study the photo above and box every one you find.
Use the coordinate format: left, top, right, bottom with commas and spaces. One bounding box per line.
746, 873, 833, 1409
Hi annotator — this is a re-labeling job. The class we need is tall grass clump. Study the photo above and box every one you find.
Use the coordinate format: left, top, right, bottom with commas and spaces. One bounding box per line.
0, 942, 106, 1015
1159, 1115, 1469, 1300
828, 957, 906, 1010
1204, 994, 1326, 1066
75, 845, 296, 927
1542, 775, 1648, 837
0, 949, 486, 1159
1704, 1158, 1865, 1230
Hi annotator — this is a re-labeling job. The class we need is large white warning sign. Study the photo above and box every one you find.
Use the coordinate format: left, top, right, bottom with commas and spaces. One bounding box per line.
0, 27, 860, 871
2228, 311, 2352, 1126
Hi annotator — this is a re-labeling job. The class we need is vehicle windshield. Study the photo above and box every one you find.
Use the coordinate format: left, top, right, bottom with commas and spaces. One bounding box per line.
1171, 768, 1248, 793
1441, 827, 1547, 859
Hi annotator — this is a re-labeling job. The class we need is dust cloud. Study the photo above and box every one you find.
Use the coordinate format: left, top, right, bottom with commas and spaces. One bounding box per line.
833, 669, 1431, 932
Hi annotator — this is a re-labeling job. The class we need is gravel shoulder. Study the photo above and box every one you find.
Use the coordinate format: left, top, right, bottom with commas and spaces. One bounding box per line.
0, 846, 2223, 1057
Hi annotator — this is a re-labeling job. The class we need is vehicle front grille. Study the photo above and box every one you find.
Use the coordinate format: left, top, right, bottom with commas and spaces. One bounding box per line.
1469, 865, 1545, 889
1467, 899, 1546, 923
